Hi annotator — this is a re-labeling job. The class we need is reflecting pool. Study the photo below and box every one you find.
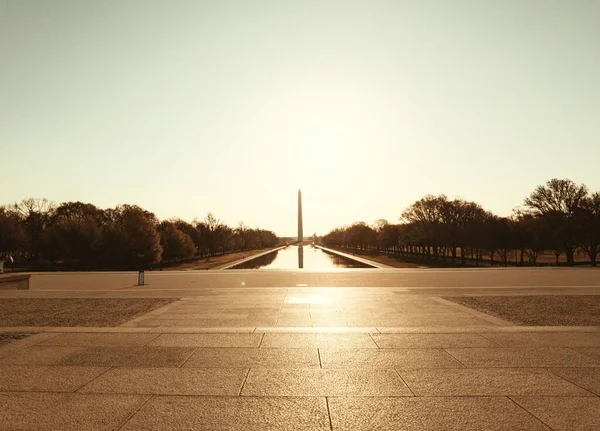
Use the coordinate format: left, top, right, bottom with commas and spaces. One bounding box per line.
228, 245, 373, 269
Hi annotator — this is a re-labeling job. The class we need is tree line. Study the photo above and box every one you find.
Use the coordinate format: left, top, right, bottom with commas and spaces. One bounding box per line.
322, 178, 600, 266
0, 199, 279, 270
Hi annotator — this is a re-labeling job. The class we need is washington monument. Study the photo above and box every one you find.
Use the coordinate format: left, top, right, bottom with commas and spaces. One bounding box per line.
298, 189, 303, 242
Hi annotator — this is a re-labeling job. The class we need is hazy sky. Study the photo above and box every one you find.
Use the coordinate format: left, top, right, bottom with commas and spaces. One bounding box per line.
2, 0, 599, 236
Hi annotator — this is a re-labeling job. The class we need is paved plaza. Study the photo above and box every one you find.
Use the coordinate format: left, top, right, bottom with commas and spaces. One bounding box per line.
1, 268, 599, 430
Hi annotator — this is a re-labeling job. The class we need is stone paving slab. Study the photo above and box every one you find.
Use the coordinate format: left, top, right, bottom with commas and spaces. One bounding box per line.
138, 318, 258, 327
39, 332, 160, 347
241, 369, 411, 396
257, 326, 378, 333
343, 318, 397, 327
45, 326, 154, 333
147, 333, 263, 347
277, 310, 312, 317
374, 326, 505, 333
401, 368, 594, 396
223, 307, 281, 314
0, 365, 106, 392
183, 347, 320, 368
1, 345, 197, 367
328, 396, 552, 431
1, 346, 81, 365
573, 347, 600, 359
151, 313, 250, 320
147, 326, 257, 333
320, 348, 462, 369
310, 310, 343, 317
0, 392, 150, 430
307, 319, 352, 326
371, 333, 498, 348
0, 332, 60, 359
481, 331, 600, 347
120, 396, 330, 431
121, 294, 510, 329
273, 319, 313, 327
79, 367, 248, 395
445, 347, 600, 367
261, 333, 377, 348
370, 308, 466, 316
511, 396, 600, 431
550, 368, 600, 396
70, 346, 196, 367
377, 326, 600, 333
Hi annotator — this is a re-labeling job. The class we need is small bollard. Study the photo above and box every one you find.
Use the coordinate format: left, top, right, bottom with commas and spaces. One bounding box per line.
138, 270, 144, 286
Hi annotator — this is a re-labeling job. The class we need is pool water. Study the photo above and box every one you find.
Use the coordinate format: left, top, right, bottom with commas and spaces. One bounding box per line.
229, 245, 373, 269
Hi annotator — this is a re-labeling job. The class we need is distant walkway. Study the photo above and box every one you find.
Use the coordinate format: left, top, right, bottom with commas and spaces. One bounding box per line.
315, 245, 394, 269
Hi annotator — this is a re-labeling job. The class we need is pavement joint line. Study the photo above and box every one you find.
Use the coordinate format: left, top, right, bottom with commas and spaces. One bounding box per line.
368, 333, 381, 348
394, 369, 416, 397
507, 396, 557, 431
73, 366, 113, 393
440, 348, 469, 368
325, 397, 334, 431
258, 333, 265, 347
116, 394, 154, 431
475, 333, 505, 347
564, 346, 595, 358
238, 368, 251, 396
546, 368, 599, 396
563, 346, 597, 368
317, 348, 323, 368
178, 347, 200, 368
139, 333, 162, 348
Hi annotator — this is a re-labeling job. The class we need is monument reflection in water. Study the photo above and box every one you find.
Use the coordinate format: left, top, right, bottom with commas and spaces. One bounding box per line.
229, 189, 373, 269
229, 245, 372, 270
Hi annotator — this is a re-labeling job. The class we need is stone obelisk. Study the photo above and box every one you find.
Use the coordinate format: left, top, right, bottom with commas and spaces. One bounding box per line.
297, 189, 303, 243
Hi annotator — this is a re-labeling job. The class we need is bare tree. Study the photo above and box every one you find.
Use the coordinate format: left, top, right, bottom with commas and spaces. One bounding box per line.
579, 192, 600, 266
401, 195, 447, 260
11, 198, 56, 218
524, 179, 588, 265
11, 198, 57, 261
0, 207, 27, 259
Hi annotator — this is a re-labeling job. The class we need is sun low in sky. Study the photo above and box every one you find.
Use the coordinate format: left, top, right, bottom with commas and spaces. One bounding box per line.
1, 0, 599, 236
